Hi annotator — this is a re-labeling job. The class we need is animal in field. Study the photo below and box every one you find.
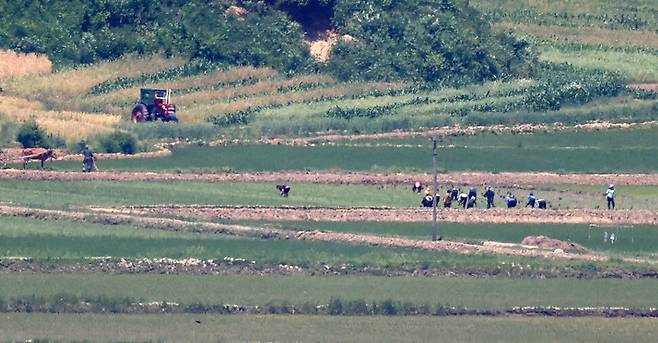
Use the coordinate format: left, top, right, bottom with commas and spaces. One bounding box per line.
22, 147, 57, 169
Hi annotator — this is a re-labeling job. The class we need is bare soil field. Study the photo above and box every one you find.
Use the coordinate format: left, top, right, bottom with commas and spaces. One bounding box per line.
103, 205, 658, 226
0, 169, 656, 186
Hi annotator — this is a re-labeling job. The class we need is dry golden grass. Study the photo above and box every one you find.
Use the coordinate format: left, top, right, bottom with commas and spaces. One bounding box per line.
179, 81, 404, 122
495, 23, 658, 49
0, 50, 52, 79
0, 95, 120, 141
2, 54, 186, 105
0, 95, 46, 112
36, 117, 116, 142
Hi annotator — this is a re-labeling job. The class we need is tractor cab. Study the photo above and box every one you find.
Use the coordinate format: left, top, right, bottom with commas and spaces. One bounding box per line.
131, 88, 178, 123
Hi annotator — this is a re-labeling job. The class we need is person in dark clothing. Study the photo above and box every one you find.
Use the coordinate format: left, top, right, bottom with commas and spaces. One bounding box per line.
466, 196, 476, 209
81, 145, 96, 172
526, 193, 537, 208
450, 186, 459, 201
421, 194, 434, 208
483, 187, 495, 209
505, 193, 518, 208
276, 184, 291, 197
537, 198, 547, 209
443, 190, 452, 208
412, 181, 424, 193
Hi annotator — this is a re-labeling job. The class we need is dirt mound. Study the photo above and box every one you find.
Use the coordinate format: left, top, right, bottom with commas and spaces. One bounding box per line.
627, 83, 658, 92
307, 30, 356, 62
224, 5, 247, 20
522, 235, 584, 251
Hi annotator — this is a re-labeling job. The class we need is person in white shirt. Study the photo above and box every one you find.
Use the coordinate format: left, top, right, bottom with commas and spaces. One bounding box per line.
605, 184, 616, 209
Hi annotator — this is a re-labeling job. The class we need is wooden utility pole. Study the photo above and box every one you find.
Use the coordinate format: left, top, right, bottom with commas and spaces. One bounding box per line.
432, 138, 438, 241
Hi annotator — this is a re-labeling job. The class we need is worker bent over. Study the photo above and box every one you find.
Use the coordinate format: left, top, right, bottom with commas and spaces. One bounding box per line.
412, 181, 424, 193
421, 194, 434, 208
458, 192, 468, 208
450, 186, 459, 201
538, 199, 547, 209
276, 184, 291, 197
505, 193, 517, 208
526, 193, 537, 208
443, 190, 452, 208
466, 196, 476, 209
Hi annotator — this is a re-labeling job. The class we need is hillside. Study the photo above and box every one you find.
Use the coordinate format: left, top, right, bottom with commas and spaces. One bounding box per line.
0, 0, 656, 153
0, 0, 535, 83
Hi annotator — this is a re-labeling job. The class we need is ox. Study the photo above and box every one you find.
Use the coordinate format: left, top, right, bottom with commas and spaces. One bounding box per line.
22, 148, 57, 169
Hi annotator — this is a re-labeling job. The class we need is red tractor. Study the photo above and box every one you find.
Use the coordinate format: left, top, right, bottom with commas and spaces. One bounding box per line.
131, 88, 179, 123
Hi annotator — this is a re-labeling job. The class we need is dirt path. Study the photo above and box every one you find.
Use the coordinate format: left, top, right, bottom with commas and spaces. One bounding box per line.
0, 204, 636, 263
0, 145, 172, 167
1, 169, 657, 186
108, 205, 658, 226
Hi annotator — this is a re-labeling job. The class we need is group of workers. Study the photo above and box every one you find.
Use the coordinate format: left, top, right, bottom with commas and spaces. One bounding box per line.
414, 181, 616, 210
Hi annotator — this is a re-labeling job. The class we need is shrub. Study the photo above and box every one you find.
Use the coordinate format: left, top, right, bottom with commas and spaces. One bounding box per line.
327, 297, 343, 315
16, 121, 51, 148
98, 131, 139, 154
0, 121, 19, 146
208, 110, 255, 127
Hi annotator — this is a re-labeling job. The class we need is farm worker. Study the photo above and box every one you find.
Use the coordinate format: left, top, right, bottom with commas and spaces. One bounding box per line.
466, 196, 476, 209
526, 193, 537, 208
537, 198, 547, 209
276, 184, 291, 197
421, 194, 434, 208
81, 145, 97, 173
605, 184, 616, 209
483, 187, 495, 209
412, 181, 424, 193
424, 187, 432, 196
443, 190, 452, 208
458, 192, 468, 208
450, 186, 459, 201
505, 193, 517, 208
468, 187, 477, 202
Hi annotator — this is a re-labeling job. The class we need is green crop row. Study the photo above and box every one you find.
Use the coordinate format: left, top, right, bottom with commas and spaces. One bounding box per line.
208, 63, 626, 136
4, 274, 658, 309
88, 60, 225, 95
